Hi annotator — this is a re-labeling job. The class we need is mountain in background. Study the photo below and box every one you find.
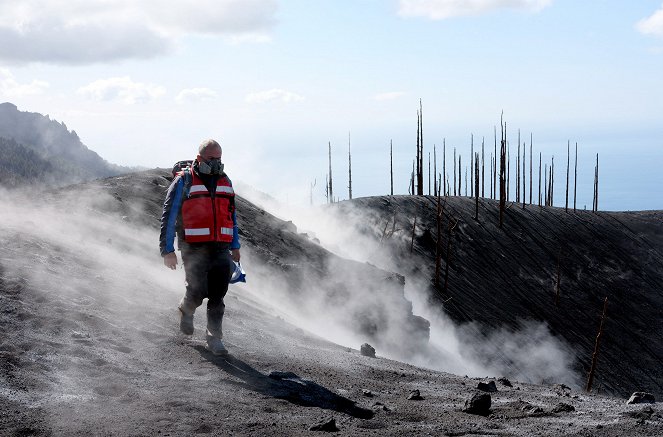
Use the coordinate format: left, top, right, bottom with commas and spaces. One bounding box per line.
0, 102, 133, 188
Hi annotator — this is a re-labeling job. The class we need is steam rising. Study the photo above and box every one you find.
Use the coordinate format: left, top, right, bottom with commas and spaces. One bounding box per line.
235, 182, 581, 388
0, 176, 580, 416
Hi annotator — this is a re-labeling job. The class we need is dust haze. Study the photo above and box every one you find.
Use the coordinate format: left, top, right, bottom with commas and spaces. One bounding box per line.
0, 178, 579, 412
233, 182, 581, 388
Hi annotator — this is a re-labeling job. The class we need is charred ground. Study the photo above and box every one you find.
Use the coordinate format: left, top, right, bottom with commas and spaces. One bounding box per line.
1, 169, 661, 436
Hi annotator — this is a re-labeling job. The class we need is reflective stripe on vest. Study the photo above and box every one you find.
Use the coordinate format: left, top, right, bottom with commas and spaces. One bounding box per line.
189, 184, 207, 195
220, 227, 234, 236
184, 227, 211, 236
216, 185, 234, 195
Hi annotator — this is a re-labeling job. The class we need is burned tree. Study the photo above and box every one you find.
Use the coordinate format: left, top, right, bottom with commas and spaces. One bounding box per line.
328, 141, 333, 203
348, 132, 352, 200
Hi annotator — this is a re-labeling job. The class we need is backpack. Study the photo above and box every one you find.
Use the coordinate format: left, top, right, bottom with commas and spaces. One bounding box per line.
171, 160, 193, 177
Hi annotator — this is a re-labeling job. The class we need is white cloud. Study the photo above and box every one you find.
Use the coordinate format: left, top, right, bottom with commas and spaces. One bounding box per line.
374, 91, 407, 101
77, 77, 166, 105
0, 0, 277, 64
637, 5, 663, 37
175, 88, 218, 104
245, 89, 304, 104
0, 68, 49, 97
398, 0, 553, 20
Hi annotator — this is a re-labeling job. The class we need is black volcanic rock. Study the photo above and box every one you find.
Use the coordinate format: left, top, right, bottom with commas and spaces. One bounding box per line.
360, 343, 376, 358
477, 381, 497, 392
627, 392, 655, 404
463, 392, 491, 416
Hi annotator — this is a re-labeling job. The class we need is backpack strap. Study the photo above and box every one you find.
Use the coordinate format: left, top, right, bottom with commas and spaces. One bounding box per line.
180, 167, 192, 200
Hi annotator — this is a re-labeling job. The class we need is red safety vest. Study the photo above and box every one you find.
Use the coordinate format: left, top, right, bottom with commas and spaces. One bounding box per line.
181, 172, 235, 243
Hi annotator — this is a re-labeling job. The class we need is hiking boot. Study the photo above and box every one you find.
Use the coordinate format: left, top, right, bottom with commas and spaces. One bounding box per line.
206, 335, 228, 356
179, 309, 194, 335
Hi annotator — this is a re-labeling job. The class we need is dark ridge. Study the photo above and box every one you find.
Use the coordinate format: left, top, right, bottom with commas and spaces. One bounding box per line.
331, 195, 663, 398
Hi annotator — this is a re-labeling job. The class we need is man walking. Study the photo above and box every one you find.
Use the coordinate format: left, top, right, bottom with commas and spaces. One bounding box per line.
159, 139, 241, 355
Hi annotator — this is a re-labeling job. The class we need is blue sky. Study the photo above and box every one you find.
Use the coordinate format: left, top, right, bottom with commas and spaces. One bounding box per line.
1, 0, 662, 210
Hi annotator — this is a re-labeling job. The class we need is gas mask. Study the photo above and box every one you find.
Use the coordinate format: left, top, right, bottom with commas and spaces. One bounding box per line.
198, 158, 224, 175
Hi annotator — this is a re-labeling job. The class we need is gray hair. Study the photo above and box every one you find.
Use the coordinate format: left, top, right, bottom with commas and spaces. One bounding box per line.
199, 139, 222, 155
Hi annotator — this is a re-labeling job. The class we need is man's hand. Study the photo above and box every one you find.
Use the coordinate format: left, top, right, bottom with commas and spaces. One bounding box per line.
231, 249, 241, 262
163, 252, 178, 270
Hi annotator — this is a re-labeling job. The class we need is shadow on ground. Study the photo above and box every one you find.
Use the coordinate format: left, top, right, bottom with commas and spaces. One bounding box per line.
194, 346, 374, 419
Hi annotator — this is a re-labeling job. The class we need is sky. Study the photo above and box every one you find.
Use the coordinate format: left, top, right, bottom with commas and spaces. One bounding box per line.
1, 0, 662, 211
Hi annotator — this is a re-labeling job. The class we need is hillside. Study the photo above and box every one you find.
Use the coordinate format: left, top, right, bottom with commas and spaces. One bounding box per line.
1, 170, 661, 436
325, 195, 663, 399
0, 102, 129, 187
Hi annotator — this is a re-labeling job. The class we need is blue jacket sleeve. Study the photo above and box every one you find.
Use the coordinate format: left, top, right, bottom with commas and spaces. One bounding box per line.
159, 176, 184, 256
230, 209, 240, 250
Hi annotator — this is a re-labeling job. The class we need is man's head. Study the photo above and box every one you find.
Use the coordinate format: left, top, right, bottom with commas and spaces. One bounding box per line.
197, 139, 224, 175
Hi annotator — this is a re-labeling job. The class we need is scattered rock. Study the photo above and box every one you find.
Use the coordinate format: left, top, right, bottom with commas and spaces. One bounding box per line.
407, 389, 424, 400
624, 406, 657, 421
463, 392, 491, 416
360, 343, 376, 358
71, 331, 89, 339
362, 390, 374, 397
372, 402, 390, 412
626, 392, 655, 404
551, 403, 576, 413
554, 384, 572, 397
521, 403, 545, 416
284, 221, 297, 233
498, 377, 512, 387
309, 418, 338, 432
477, 381, 497, 392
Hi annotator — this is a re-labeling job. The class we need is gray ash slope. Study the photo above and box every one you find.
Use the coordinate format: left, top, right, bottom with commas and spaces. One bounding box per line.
330, 195, 663, 399
1, 169, 661, 436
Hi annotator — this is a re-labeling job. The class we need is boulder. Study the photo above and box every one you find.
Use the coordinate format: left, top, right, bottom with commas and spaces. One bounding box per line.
463, 392, 491, 416
360, 343, 376, 358
477, 381, 497, 392
627, 392, 655, 404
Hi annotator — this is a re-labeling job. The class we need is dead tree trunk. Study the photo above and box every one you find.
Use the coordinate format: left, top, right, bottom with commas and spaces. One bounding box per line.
586, 297, 609, 392
573, 142, 578, 211
516, 129, 521, 203
433, 144, 437, 196
592, 153, 599, 212
434, 194, 443, 288
538, 152, 542, 207
529, 134, 533, 205
470, 134, 474, 198
328, 141, 333, 203
453, 147, 457, 196
565, 140, 570, 212
522, 138, 526, 209
444, 219, 458, 295
410, 216, 417, 253
481, 137, 485, 198
494, 125, 498, 200
499, 116, 507, 228
443, 140, 446, 197
474, 152, 480, 220
390, 140, 394, 196
348, 132, 352, 200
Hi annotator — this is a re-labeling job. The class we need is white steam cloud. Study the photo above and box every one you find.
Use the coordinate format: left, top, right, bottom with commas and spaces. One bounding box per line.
398, 0, 553, 20
236, 184, 581, 388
